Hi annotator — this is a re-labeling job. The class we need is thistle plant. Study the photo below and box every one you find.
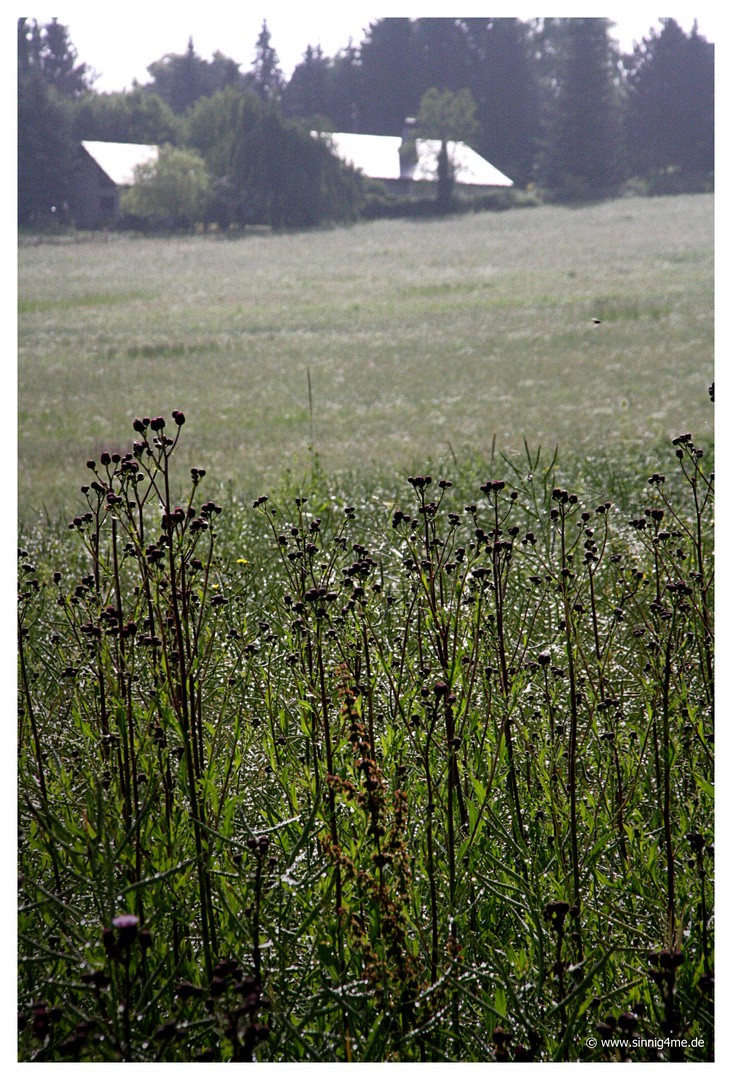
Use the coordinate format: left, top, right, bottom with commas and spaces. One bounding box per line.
18, 410, 713, 1062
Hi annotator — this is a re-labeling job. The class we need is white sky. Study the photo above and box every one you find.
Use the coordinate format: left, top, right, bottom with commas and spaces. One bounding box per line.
25, 3, 722, 93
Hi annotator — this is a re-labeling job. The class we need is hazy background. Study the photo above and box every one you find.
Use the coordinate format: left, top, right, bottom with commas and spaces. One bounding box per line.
28, 3, 720, 93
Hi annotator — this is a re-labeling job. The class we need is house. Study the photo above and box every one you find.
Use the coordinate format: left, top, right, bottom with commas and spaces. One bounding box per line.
320, 120, 513, 195
71, 140, 158, 228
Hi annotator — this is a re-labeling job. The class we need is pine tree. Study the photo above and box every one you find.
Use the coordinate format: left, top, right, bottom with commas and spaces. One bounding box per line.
282, 44, 331, 122
359, 19, 418, 135
463, 18, 540, 188
537, 18, 622, 200
249, 21, 284, 102
412, 18, 471, 95
328, 41, 362, 131
170, 38, 207, 115
624, 19, 714, 185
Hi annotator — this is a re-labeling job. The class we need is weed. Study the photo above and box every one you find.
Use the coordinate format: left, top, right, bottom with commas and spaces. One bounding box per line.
18, 406, 713, 1061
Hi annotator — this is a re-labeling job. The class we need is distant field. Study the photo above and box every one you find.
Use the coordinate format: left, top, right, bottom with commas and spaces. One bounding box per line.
18, 194, 713, 515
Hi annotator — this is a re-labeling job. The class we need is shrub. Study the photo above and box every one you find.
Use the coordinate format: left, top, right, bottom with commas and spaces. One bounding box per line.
120, 144, 212, 230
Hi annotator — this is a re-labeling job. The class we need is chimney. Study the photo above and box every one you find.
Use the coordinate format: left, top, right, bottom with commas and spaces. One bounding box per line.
399, 117, 418, 179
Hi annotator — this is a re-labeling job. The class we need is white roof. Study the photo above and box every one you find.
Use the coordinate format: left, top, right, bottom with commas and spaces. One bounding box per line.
325, 133, 403, 180
81, 141, 159, 185
320, 131, 513, 187
412, 139, 513, 187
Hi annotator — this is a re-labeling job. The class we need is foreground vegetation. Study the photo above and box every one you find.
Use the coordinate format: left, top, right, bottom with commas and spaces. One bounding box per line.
18, 400, 713, 1061
18, 194, 714, 516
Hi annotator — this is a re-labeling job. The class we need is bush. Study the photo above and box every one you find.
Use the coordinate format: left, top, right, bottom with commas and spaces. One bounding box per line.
120, 144, 212, 230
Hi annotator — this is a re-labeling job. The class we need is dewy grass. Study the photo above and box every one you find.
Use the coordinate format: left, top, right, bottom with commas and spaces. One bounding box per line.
18, 404, 713, 1062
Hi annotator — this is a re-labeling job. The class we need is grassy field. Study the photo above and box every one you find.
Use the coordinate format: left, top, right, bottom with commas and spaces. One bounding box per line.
18, 193, 713, 517
17, 196, 714, 1061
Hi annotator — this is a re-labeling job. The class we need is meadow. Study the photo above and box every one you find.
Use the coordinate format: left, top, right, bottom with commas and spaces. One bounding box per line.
17, 195, 713, 1062
18, 193, 713, 516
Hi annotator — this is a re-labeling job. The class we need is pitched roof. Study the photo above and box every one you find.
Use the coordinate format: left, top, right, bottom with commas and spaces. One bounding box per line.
409, 139, 513, 187
326, 133, 403, 180
321, 132, 513, 187
81, 141, 159, 186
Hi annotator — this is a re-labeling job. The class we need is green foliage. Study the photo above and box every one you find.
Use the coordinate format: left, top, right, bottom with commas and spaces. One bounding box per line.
71, 87, 186, 147
624, 19, 714, 184
249, 20, 284, 102
416, 87, 480, 147
18, 70, 75, 225
120, 145, 211, 228
17, 17, 89, 224
414, 87, 481, 216
462, 19, 541, 189
145, 37, 244, 115
186, 88, 262, 175
18, 408, 714, 1061
537, 18, 623, 201
18, 16, 94, 99
202, 101, 364, 229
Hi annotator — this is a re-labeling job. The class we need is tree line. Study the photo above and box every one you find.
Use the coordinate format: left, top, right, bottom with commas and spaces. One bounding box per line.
18, 16, 714, 229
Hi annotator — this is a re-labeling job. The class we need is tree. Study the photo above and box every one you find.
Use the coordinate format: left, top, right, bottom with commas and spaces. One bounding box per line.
18, 16, 94, 98
17, 17, 90, 223
228, 107, 363, 228
328, 41, 363, 131
120, 144, 211, 228
359, 19, 418, 135
462, 18, 541, 187
412, 18, 472, 95
537, 18, 622, 200
71, 86, 186, 145
209, 50, 243, 94
18, 68, 74, 223
187, 87, 263, 176
415, 87, 481, 214
248, 21, 284, 101
186, 88, 362, 229
282, 44, 331, 122
145, 38, 211, 115
415, 86, 480, 145
624, 19, 714, 185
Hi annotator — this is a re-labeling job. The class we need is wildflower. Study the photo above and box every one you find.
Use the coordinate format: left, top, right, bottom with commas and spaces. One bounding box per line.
112, 912, 140, 946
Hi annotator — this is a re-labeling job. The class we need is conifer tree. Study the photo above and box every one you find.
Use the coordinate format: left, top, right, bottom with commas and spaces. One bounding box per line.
249, 21, 284, 102
537, 18, 622, 200
624, 19, 714, 184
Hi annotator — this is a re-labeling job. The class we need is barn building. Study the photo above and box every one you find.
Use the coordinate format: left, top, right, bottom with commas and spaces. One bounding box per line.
320, 119, 513, 195
71, 141, 158, 228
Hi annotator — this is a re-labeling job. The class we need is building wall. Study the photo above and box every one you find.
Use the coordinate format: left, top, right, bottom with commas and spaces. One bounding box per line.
70, 147, 120, 229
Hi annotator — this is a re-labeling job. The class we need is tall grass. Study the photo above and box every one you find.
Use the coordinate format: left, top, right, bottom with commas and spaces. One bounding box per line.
18, 404, 713, 1061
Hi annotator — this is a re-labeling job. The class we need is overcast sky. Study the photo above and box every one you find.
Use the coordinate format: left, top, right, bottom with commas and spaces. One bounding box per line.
27, 3, 721, 93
